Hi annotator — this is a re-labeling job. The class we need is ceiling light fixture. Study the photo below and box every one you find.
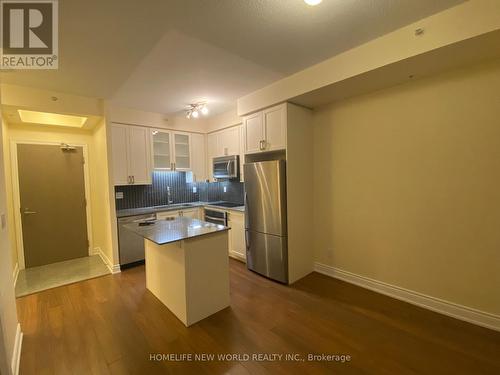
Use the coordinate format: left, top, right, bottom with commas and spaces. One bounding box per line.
304, 0, 322, 5
186, 102, 209, 119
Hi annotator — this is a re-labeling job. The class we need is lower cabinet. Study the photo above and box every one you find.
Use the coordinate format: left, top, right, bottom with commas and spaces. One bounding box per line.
228, 211, 246, 262
181, 208, 200, 219
156, 208, 201, 221
156, 210, 179, 220
155, 207, 244, 261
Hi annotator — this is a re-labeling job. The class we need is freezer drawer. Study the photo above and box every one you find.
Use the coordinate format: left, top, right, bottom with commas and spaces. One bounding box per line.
245, 230, 288, 283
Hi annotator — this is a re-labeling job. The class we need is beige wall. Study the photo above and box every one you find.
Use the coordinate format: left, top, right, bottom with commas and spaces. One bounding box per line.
3, 121, 115, 269
1, 117, 16, 269
0, 109, 20, 375
206, 107, 241, 133
1, 84, 102, 117
107, 105, 208, 133
89, 120, 115, 267
313, 59, 500, 315
237, 0, 500, 116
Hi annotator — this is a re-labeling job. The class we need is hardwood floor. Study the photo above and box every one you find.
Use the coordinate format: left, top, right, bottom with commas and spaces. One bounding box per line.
17, 259, 500, 374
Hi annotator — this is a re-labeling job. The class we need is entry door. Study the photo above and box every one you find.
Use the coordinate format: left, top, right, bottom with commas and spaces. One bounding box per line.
17, 144, 89, 268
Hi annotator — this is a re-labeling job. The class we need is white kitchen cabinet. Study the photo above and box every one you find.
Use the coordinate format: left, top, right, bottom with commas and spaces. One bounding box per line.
243, 112, 263, 154
156, 207, 201, 221
217, 126, 240, 156
173, 132, 191, 170
263, 105, 287, 151
151, 130, 192, 171
207, 133, 218, 181
206, 125, 243, 181
228, 211, 246, 262
243, 103, 287, 154
111, 123, 152, 185
189, 133, 206, 182
156, 210, 179, 221
151, 130, 172, 170
180, 208, 200, 219
239, 125, 245, 182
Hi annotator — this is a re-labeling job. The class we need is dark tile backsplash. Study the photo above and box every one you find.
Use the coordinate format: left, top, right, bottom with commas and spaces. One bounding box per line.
115, 171, 244, 210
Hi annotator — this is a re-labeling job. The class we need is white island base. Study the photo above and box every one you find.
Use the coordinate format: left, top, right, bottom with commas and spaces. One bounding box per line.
145, 231, 230, 327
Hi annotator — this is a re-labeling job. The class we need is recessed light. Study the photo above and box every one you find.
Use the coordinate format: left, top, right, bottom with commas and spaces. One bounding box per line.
18, 110, 87, 128
191, 110, 199, 118
304, 0, 322, 5
201, 106, 209, 115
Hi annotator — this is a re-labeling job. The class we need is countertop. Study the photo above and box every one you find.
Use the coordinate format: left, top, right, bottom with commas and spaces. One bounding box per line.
116, 201, 244, 218
124, 217, 229, 245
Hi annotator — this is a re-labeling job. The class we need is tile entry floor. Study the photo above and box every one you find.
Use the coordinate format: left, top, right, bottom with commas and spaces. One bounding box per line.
15, 255, 110, 297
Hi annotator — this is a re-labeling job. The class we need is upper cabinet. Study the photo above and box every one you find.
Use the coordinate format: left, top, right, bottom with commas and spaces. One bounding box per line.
111, 123, 152, 186
151, 130, 192, 171
189, 133, 207, 182
151, 130, 171, 170
217, 126, 240, 156
243, 103, 287, 154
206, 125, 243, 181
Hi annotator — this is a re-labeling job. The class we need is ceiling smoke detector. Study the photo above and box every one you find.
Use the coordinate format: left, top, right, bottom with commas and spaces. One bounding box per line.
186, 102, 209, 119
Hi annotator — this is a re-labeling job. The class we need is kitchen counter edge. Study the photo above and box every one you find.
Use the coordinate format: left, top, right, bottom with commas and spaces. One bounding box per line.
116, 202, 245, 218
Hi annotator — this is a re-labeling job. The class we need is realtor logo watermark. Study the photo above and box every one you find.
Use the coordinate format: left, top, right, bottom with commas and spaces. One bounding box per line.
1, 0, 58, 69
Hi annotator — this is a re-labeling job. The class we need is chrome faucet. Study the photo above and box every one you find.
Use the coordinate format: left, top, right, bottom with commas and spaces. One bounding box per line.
167, 186, 173, 204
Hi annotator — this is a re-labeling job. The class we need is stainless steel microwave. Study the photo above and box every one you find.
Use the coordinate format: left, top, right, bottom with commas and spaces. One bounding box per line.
213, 155, 239, 180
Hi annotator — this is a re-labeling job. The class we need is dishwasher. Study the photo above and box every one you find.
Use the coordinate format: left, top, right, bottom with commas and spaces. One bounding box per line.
118, 213, 156, 268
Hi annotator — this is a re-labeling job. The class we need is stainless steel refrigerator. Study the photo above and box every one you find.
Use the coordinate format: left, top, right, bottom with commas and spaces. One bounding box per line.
244, 160, 288, 283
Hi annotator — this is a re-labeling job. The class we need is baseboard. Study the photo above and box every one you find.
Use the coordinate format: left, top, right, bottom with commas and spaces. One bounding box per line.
12, 262, 19, 288
228, 251, 246, 263
11, 323, 22, 375
314, 262, 500, 332
94, 247, 121, 274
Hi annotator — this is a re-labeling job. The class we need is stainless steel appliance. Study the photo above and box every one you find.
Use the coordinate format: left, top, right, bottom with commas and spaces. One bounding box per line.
213, 155, 239, 180
244, 160, 288, 283
207, 201, 243, 208
204, 208, 228, 226
118, 213, 156, 268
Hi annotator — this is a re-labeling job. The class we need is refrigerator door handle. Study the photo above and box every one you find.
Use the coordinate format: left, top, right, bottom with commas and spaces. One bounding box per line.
244, 192, 249, 228
245, 230, 250, 250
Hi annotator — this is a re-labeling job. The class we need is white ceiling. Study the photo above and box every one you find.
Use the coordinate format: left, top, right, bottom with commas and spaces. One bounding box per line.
0, 0, 465, 117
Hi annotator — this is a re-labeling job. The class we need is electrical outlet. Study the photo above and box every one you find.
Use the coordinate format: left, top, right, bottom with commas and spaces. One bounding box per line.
116, 192, 124, 199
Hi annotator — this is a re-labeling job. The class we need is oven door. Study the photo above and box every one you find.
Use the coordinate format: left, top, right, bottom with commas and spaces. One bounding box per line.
204, 209, 227, 226
213, 155, 239, 179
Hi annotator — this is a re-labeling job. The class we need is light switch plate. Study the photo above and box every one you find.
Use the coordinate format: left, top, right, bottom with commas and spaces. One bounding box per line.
192, 186, 197, 193
116, 192, 124, 199
223, 186, 227, 193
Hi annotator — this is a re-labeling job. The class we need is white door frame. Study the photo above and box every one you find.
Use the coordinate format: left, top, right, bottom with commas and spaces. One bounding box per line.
10, 140, 94, 270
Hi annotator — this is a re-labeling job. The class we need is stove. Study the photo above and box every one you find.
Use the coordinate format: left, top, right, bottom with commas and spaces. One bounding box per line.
209, 201, 243, 208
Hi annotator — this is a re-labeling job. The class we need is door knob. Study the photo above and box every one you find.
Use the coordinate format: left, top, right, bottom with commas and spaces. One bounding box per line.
23, 208, 37, 215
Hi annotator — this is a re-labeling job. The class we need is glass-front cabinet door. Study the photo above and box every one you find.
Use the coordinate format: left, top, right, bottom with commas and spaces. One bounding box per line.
173, 133, 191, 170
152, 130, 172, 170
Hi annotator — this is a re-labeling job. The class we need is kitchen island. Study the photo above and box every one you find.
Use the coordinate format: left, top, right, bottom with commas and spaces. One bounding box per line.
125, 217, 230, 326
